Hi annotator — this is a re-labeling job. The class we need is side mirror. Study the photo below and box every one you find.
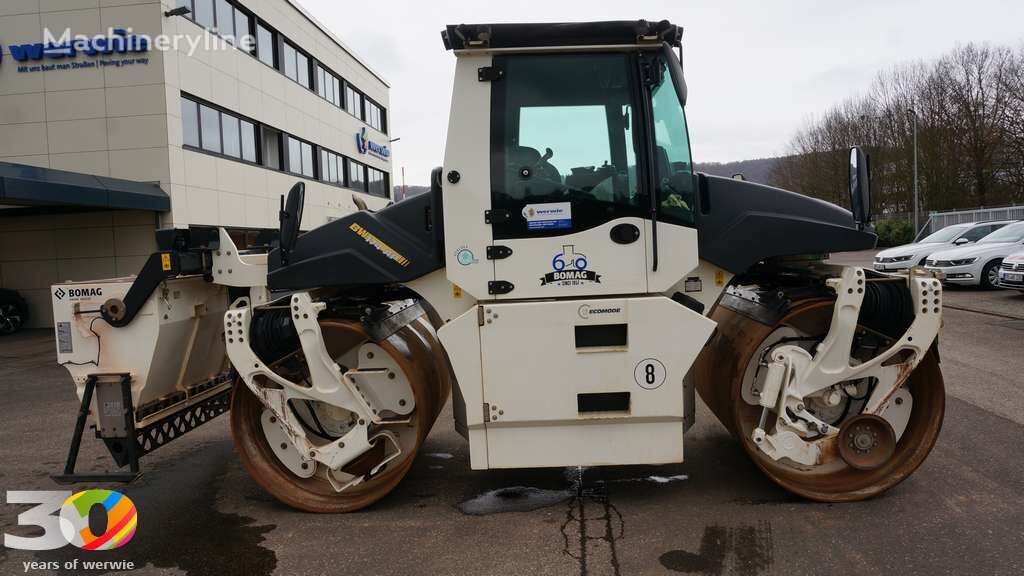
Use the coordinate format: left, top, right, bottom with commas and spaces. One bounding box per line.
849, 146, 872, 229
953, 237, 970, 245
279, 182, 305, 265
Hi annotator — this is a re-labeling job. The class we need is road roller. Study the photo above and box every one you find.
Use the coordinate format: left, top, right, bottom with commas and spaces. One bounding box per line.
49, 20, 945, 511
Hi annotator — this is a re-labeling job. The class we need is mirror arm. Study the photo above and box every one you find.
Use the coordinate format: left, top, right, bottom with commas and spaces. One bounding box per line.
639, 53, 660, 272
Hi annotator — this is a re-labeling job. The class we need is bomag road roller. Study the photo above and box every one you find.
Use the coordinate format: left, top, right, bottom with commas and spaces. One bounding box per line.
50, 20, 945, 511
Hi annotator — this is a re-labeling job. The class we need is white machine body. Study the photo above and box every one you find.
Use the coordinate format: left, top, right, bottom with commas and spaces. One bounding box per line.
439, 295, 714, 469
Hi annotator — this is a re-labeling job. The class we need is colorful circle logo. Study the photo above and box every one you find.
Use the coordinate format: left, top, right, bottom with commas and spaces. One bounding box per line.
58, 489, 137, 550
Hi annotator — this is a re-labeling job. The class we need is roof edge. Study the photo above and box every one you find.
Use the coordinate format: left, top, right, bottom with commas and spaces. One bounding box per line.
442, 20, 683, 51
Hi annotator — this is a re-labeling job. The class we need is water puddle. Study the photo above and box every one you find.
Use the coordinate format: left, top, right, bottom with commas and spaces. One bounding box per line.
458, 486, 572, 516
646, 474, 689, 484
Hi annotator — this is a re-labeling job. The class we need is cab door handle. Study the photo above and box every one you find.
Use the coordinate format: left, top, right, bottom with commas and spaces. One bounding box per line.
610, 223, 640, 245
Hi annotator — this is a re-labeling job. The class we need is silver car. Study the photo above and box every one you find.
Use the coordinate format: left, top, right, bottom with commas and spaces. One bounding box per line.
999, 250, 1024, 292
873, 220, 1015, 273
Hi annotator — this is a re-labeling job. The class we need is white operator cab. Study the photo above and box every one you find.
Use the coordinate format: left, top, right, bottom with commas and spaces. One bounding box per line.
437, 32, 720, 470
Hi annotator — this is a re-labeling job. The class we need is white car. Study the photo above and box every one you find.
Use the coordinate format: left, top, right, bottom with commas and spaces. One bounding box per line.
873, 220, 1015, 273
925, 221, 1024, 288
999, 250, 1024, 292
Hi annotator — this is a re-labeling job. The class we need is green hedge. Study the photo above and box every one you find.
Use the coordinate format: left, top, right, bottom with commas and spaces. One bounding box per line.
875, 219, 915, 247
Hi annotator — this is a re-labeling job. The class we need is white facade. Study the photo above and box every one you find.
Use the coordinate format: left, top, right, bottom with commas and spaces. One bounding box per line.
0, 0, 392, 327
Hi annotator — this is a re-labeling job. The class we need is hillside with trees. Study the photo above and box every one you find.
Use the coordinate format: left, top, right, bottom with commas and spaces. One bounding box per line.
695, 157, 780, 184
770, 43, 1024, 216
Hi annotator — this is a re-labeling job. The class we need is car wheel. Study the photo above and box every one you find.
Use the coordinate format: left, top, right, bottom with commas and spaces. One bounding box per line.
980, 260, 1002, 290
0, 289, 29, 335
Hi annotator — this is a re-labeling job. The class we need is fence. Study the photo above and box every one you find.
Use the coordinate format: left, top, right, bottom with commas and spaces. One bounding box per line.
917, 205, 1024, 240
876, 205, 1024, 240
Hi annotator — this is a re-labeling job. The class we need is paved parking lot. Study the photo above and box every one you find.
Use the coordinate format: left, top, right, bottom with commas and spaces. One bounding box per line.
2, 250, 1023, 576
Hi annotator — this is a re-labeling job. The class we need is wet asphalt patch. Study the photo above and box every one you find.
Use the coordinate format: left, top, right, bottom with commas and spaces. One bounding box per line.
34, 441, 278, 576
659, 522, 774, 575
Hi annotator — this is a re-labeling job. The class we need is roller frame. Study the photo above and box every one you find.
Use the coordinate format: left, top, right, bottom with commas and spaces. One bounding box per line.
224, 292, 412, 490
752, 266, 943, 466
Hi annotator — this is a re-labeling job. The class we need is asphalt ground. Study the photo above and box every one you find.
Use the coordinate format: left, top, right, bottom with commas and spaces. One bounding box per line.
1, 250, 1022, 576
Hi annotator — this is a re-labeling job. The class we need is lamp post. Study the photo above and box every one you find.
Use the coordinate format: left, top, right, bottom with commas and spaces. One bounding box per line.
908, 108, 919, 235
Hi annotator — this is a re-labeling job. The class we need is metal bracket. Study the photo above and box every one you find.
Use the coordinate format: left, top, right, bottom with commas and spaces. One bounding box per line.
752, 267, 943, 466
478, 66, 503, 81
486, 245, 513, 260
484, 209, 510, 224
488, 280, 514, 295
52, 374, 141, 484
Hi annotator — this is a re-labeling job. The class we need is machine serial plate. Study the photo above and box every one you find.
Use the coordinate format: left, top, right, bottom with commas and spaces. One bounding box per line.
57, 322, 73, 353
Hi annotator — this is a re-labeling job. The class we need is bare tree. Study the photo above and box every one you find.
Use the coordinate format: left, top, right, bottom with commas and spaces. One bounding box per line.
770, 42, 1024, 215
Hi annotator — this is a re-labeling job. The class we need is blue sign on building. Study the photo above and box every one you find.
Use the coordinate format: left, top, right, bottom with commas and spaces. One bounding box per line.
356, 127, 391, 160
1, 28, 150, 71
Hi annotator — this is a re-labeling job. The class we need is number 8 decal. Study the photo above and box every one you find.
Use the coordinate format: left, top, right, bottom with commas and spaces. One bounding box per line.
634, 358, 667, 390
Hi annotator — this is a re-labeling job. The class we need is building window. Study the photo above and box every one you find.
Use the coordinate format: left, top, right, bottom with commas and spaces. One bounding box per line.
181, 98, 200, 148
182, 93, 389, 196
368, 167, 389, 198
182, 0, 252, 52
283, 43, 296, 80
316, 65, 343, 109
345, 84, 363, 120
221, 114, 240, 158
282, 41, 311, 89
191, 0, 214, 29
296, 52, 310, 88
234, 10, 252, 49
320, 149, 343, 185
183, 95, 259, 165
256, 23, 275, 67
365, 100, 385, 133
183, 1, 388, 133
348, 159, 366, 191
199, 104, 221, 153
240, 120, 257, 163
286, 136, 314, 177
215, 0, 234, 37
262, 126, 281, 170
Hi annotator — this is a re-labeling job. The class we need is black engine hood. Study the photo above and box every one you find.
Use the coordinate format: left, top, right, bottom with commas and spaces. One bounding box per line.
695, 174, 876, 274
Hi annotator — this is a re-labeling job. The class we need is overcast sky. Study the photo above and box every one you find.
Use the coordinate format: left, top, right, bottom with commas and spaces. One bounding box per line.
301, 0, 1024, 185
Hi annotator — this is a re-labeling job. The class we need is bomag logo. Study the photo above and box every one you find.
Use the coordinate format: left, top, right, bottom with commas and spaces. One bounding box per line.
54, 287, 103, 300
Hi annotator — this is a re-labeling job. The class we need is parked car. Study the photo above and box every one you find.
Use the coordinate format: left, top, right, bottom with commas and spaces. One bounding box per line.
0, 288, 29, 335
873, 220, 1015, 273
999, 250, 1024, 292
925, 221, 1024, 288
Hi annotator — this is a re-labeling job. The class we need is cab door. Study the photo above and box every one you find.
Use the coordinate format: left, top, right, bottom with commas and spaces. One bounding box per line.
487, 52, 650, 300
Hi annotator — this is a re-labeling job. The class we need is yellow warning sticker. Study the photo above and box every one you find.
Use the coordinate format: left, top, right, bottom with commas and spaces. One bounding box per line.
715, 270, 725, 286
161, 253, 172, 271
452, 284, 463, 298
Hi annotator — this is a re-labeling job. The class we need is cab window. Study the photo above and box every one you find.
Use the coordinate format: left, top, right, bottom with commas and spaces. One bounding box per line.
490, 53, 644, 239
647, 55, 695, 226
